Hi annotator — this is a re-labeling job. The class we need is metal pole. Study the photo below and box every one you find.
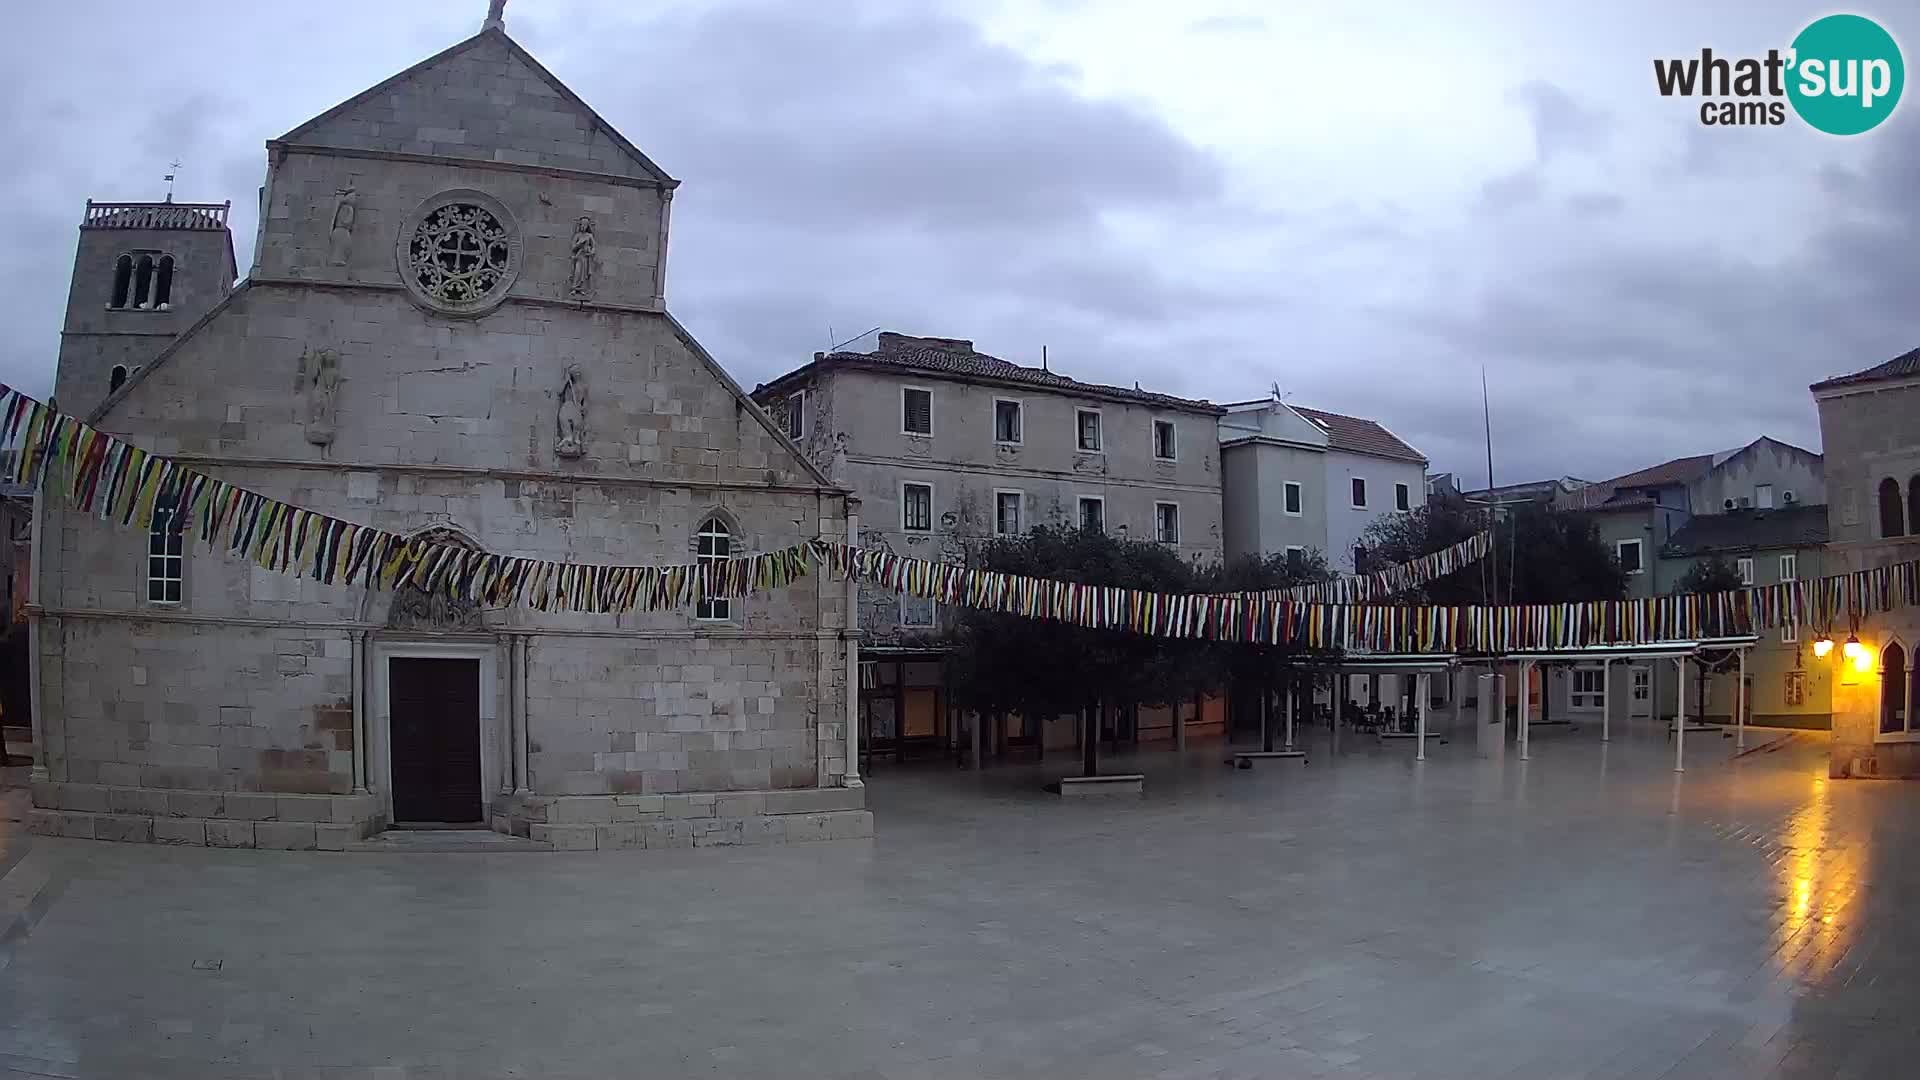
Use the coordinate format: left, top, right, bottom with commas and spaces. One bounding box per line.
1518, 660, 1531, 760
1674, 653, 1689, 768
1736, 648, 1747, 751
1332, 670, 1343, 753
1259, 674, 1272, 752
1601, 657, 1612, 743
844, 507, 862, 788
1416, 671, 1429, 761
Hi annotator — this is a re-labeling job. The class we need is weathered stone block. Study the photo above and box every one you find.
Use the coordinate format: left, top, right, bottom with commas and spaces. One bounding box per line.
715, 793, 766, 819
529, 823, 598, 851
227, 793, 278, 820
255, 822, 318, 850
276, 795, 333, 822
206, 820, 256, 848
314, 823, 354, 851
29, 781, 60, 809
60, 784, 110, 813
547, 797, 615, 824
763, 787, 865, 815
94, 814, 155, 844
109, 787, 169, 816
153, 818, 208, 846
168, 790, 225, 819
663, 796, 714, 819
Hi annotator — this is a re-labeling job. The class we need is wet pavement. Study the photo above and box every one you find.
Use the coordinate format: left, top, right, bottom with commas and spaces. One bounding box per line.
0, 715, 1914, 1078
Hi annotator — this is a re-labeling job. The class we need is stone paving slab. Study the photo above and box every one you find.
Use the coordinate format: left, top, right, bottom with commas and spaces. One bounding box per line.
0, 715, 1913, 1078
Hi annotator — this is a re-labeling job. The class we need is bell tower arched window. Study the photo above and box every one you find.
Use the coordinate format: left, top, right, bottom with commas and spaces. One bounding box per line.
132, 255, 155, 310
1878, 477, 1904, 538
153, 255, 174, 309
109, 254, 133, 309
109, 365, 127, 393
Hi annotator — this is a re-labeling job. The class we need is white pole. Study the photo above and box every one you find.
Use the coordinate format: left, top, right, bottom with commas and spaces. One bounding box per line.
1416, 671, 1430, 761
845, 507, 862, 787
1674, 656, 1687, 772
1736, 648, 1747, 751
1284, 676, 1295, 750
1601, 657, 1612, 743
1332, 671, 1343, 752
1518, 660, 1531, 760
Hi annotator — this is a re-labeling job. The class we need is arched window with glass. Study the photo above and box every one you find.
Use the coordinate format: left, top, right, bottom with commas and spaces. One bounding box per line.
1878, 478, 1905, 539
695, 516, 731, 621
1880, 641, 1909, 735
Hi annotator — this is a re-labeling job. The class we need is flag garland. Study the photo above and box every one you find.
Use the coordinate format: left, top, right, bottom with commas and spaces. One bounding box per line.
4, 382, 1917, 654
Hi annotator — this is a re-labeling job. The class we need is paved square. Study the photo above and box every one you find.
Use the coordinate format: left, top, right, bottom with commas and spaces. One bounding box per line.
1, 718, 1916, 1078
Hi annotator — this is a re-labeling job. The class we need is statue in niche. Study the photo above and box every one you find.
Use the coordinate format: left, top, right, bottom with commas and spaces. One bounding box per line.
555, 364, 588, 459
567, 216, 596, 298
387, 527, 485, 631
327, 187, 357, 267
829, 433, 849, 483
296, 347, 341, 446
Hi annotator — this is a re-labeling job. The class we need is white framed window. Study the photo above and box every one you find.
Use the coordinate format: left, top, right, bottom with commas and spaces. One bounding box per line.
1755, 483, 1774, 509
1616, 539, 1643, 574
1078, 496, 1105, 533
900, 593, 937, 629
1779, 553, 1797, 582
1785, 670, 1806, 707
1781, 622, 1798, 643
781, 390, 807, 440
1736, 557, 1754, 585
992, 398, 1023, 445
1152, 419, 1177, 461
901, 482, 933, 532
695, 516, 731, 621
1283, 481, 1303, 516
1631, 666, 1650, 702
901, 386, 933, 436
1154, 502, 1180, 544
1285, 546, 1306, 573
147, 492, 184, 604
1075, 407, 1103, 452
1570, 667, 1605, 710
994, 489, 1023, 537
1395, 482, 1411, 512
1350, 477, 1367, 508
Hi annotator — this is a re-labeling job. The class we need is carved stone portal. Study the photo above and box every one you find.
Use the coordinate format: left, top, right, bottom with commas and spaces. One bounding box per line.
386, 527, 485, 632
327, 187, 357, 267
567, 216, 596, 298
296, 346, 341, 446
555, 364, 588, 459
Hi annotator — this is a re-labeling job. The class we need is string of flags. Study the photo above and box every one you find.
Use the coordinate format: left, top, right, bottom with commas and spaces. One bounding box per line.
4, 383, 1915, 655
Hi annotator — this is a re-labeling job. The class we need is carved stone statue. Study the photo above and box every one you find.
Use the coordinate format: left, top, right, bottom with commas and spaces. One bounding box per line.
387, 527, 485, 631
567, 216, 596, 298
327, 187, 357, 266
555, 365, 588, 459
830, 432, 849, 483
296, 347, 341, 446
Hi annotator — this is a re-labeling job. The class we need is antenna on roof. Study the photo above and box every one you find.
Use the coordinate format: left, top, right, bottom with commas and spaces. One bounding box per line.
1042, 345, 1048, 372
164, 159, 181, 202
828, 326, 881, 353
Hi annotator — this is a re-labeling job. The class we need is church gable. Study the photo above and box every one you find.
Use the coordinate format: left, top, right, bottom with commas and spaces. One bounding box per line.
277, 30, 674, 187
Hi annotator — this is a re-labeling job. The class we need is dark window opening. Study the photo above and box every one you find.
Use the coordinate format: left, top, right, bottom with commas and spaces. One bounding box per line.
110, 254, 133, 309
153, 255, 174, 309
132, 255, 155, 309
1910, 475, 1920, 537
109, 365, 127, 393
1879, 477, 1904, 538
1881, 642, 1907, 734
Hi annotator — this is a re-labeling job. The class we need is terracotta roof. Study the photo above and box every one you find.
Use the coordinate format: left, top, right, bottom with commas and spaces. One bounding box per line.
766, 332, 1220, 413
1811, 345, 1920, 391
1664, 504, 1830, 555
1288, 406, 1426, 463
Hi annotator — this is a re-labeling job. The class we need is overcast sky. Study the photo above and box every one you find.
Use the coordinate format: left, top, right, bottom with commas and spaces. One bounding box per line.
3, 0, 1913, 485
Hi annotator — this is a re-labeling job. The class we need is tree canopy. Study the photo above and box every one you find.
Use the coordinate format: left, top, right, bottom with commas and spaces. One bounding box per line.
1360, 495, 1628, 605
1673, 556, 1745, 596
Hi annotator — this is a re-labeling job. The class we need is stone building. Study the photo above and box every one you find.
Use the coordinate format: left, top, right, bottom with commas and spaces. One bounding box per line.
1811, 347, 1920, 778
28, 13, 867, 848
753, 332, 1226, 757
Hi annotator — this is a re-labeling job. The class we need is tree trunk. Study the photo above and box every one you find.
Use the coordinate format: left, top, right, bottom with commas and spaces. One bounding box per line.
1261, 669, 1275, 752
1081, 701, 1098, 778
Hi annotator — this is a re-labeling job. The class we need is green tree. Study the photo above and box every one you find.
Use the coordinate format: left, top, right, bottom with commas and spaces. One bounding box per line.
1673, 556, 1744, 596
1360, 496, 1627, 605
1196, 549, 1339, 750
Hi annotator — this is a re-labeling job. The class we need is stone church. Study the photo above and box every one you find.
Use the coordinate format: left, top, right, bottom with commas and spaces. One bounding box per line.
29, 9, 868, 849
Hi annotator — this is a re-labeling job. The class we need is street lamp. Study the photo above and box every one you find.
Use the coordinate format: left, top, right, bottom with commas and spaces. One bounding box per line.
1812, 635, 1833, 658
1842, 633, 1864, 662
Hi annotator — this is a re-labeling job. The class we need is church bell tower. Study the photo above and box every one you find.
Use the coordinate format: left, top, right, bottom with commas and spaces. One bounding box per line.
53, 197, 238, 417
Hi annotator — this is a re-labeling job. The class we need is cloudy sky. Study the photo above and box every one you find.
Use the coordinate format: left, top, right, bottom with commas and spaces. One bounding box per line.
3, 0, 1913, 484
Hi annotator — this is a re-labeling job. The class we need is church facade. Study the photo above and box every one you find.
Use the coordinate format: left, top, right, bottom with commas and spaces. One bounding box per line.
28, 18, 868, 848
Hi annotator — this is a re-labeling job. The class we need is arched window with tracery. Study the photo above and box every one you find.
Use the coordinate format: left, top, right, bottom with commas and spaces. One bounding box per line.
695, 517, 731, 621
1878, 478, 1904, 538
1881, 641, 1908, 735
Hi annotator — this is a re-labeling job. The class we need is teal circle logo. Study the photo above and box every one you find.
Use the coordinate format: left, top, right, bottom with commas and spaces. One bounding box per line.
1787, 14, 1904, 135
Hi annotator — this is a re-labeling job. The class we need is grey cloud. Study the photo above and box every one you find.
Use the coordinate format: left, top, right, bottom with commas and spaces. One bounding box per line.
1510, 81, 1611, 163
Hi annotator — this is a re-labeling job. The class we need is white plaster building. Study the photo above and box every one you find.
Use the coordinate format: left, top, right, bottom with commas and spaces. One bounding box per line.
28, 15, 867, 849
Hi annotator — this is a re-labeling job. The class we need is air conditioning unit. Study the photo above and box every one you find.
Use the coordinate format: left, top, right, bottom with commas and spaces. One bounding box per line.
1737, 497, 1751, 508
1782, 490, 1797, 504
1723, 498, 1736, 510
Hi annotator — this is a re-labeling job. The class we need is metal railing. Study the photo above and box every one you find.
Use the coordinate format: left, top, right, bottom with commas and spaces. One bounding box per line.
82, 200, 230, 230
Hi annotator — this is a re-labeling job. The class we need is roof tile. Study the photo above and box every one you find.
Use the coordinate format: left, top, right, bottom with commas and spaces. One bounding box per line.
1811, 345, 1920, 391
1288, 406, 1425, 463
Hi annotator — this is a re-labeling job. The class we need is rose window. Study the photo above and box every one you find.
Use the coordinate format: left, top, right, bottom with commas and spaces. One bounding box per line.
406, 203, 513, 306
